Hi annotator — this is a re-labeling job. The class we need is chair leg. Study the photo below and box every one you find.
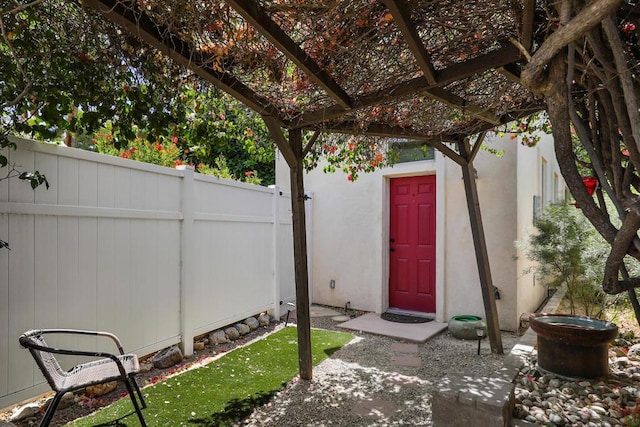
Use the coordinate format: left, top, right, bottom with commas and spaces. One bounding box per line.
40, 391, 64, 427
123, 379, 147, 427
130, 375, 147, 409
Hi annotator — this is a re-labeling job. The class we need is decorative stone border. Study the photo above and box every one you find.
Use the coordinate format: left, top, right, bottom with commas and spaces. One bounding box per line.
432, 287, 566, 426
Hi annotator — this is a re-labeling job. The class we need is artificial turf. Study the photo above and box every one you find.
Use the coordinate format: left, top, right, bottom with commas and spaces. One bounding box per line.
68, 327, 353, 426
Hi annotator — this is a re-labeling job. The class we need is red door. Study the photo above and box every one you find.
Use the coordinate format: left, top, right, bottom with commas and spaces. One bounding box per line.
389, 175, 436, 313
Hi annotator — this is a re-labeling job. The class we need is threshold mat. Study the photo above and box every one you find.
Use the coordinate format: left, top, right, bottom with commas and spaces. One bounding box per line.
381, 312, 432, 324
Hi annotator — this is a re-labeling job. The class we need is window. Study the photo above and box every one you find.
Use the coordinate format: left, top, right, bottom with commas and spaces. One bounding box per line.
389, 140, 435, 163
553, 173, 559, 203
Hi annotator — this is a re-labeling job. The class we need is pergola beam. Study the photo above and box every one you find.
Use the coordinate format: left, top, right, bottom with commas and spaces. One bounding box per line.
426, 88, 501, 125
292, 44, 522, 128
312, 121, 449, 140
226, 0, 353, 110
383, 0, 437, 85
521, 0, 536, 52
81, 0, 284, 123
383, 0, 500, 125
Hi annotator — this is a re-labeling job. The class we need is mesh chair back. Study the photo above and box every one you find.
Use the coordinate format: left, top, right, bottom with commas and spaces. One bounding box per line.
19, 330, 67, 391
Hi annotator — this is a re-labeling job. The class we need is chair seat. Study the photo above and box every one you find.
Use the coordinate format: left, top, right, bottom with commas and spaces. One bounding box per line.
55, 354, 140, 392
19, 329, 147, 426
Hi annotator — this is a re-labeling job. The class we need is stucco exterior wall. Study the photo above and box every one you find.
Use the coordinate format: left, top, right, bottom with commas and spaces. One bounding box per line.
276, 132, 564, 331
515, 133, 563, 320
442, 134, 519, 330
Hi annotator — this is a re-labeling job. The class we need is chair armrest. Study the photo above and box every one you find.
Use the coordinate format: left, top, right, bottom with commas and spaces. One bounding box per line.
37, 329, 127, 355
19, 329, 133, 378
20, 339, 133, 378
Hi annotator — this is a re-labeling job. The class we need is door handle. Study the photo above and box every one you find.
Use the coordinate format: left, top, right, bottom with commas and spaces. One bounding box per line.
390, 238, 395, 243
390, 247, 395, 252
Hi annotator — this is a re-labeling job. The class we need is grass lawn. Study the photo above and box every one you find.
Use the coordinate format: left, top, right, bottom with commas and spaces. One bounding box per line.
69, 327, 353, 426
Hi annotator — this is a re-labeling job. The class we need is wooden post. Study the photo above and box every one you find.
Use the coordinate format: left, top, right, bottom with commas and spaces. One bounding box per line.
288, 129, 313, 379
458, 138, 504, 354
262, 116, 313, 379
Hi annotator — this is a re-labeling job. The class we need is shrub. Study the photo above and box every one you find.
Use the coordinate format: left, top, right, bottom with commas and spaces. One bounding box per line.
519, 202, 610, 317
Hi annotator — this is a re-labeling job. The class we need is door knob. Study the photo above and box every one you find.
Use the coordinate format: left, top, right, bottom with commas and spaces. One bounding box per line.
390, 238, 395, 243
390, 247, 395, 252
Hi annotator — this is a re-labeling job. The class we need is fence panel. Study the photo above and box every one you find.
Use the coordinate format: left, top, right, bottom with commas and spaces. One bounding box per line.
0, 138, 294, 409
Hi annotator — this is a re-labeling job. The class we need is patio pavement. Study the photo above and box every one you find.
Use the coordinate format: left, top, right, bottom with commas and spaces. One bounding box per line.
286, 305, 448, 343
337, 312, 448, 343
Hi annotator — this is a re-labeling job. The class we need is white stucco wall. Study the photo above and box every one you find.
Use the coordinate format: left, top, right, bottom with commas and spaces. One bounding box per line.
515, 133, 564, 319
276, 131, 565, 331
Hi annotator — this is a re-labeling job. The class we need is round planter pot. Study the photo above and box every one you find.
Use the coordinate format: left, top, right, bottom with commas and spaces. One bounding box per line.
530, 313, 618, 378
448, 315, 486, 340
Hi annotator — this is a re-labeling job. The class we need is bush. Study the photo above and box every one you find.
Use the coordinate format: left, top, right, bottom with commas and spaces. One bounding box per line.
519, 202, 610, 317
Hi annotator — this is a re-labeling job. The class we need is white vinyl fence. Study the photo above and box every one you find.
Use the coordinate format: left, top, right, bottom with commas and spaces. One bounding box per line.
0, 137, 298, 408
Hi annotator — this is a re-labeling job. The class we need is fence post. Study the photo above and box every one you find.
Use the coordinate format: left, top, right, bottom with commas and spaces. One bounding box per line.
178, 165, 195, 356
271, 185, 282, 319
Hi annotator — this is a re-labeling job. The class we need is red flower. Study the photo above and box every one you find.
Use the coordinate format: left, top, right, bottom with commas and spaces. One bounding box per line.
156, 144, 163, 151
347, 174, 353, 181
175, 160, 183, 166
171, 136, 179, 143
624, 22, 636, 34
245, 171, 254, 177
348, 142, 356, 151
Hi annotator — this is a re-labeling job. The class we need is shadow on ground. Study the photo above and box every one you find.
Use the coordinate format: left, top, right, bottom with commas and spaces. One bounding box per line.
188, 386, 283, 427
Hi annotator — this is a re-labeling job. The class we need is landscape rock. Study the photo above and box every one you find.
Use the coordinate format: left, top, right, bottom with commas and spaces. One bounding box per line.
627, 343, 640, 359
244, 317, 260, 331
258, 313, 271, 326
86, 381, 117, 397
152, 345, 184, 369
209, 330, 228, 345
9, 403, 40, 422
234, 323, 251, 335
194, 341, 205, 351
225, 327, 240, 341
42, 392, 75, 410
139, 362, 154, 373
513, 346, 640, 426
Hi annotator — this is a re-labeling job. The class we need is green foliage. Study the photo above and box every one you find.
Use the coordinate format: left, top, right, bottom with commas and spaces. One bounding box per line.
69, 328, 353, 426
520, 202, 610, 316
0, 133, 49, 250
1, 2, 275, 185
496, 112, 552, 148
94, 129, 182, 168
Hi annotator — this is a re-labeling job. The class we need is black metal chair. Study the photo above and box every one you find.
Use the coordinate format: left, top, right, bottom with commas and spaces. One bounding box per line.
19, 329, 147, 426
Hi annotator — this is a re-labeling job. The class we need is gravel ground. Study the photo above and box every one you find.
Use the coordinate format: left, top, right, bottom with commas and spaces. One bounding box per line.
242, 315, 521, 426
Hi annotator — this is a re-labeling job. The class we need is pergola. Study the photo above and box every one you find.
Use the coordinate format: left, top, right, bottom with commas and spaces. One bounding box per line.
76, 0, 564, 377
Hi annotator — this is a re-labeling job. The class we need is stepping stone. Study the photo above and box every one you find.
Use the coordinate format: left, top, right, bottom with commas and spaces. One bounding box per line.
391, 342, 418, 354
352, 397, 399, 419
392, 355, 422, 367
383, 376, 424, 389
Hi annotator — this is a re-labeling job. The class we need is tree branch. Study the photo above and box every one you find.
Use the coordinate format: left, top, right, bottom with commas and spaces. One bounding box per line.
521, 0, 621, 92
